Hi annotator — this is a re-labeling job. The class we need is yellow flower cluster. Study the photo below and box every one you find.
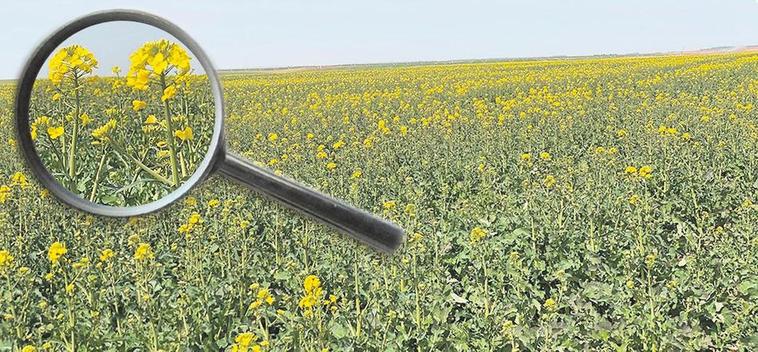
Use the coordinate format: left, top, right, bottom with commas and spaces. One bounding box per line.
30, 116, 49, 141
134, 242, 154, 261
132, 99, 147, 111
174, 126, 194, 141
230, 332, 265, 352
469, 226, 488, 244
47, 241, 67, 265
178, 212, 203, 236
47, 126, 64, 140
625, 165, 653, 179
99, 249, 115, 262
248, 283, 275, 310
0, 185, 10, 203
48, 45, 98, 85
126, 39, 191, 91
299, 274, 325, 315
91, 119, 117, 141
0, 249, 13, 271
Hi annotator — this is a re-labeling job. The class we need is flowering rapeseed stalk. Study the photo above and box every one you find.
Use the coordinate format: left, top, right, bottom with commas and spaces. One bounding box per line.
126, 39, 192, 185
48, 45, 98, 183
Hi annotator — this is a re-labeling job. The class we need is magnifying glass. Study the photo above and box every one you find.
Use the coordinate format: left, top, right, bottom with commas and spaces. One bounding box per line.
14, 9, 405, 253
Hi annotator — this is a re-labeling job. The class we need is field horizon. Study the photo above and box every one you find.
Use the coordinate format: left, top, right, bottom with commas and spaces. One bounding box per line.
217, 44, 758, 74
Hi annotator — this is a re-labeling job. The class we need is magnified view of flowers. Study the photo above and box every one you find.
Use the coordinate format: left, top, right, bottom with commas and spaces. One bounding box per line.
31, 40, 214, 206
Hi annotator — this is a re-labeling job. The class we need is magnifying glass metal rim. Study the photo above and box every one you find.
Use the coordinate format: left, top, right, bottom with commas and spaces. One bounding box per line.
14, 9, 225, 217
15, 9, 405, 252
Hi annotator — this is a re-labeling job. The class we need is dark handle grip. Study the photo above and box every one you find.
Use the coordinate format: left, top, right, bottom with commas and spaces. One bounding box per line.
218, 152, 405, 252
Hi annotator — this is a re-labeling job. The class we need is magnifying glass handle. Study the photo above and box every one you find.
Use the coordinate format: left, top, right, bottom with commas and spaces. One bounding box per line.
218, 152, 405, 252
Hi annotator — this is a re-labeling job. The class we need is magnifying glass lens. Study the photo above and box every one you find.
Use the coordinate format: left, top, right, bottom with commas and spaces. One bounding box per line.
29, 22, 214, 206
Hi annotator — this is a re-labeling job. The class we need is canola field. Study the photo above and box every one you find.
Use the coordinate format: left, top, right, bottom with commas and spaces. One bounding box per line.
1, 52, 758, 351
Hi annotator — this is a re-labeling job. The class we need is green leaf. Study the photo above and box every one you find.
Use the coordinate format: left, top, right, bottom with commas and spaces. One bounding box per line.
450, 291, 468, 304
329, 322, 349, 339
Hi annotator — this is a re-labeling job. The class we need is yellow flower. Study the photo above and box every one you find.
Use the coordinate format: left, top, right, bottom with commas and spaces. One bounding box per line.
174, 126, 194, 141
624, 166, 638, 174
638, 165, 653, 179
300, 274, 324, 312
184, 196, 198, 207
544, 175, 557, 188
0, 185, 10, 203
148, 52, 168, 74
11, 172, 28, 188
47, 126, 64, 140
326, 162, 337, 170
188, 212, 203, 225
628, 194, 640, 205
111, 66, 121, 74
48, 242, 67, 265
21, 346, 36, 352
91, 119, 117, 140
126, 69, 150, 90
0, 250, 13, 270
351, 169, 362, 179
208, 199, 220, 208
383, 200, 396, 210
168, 44, 191, 72
539, 151, 551, 161
134, 243, 154, 261
144, 114, 158, 124
332, 140, 345, 149
99, 249, 115, 262
231, 332, 256, 352
404, 203, 416, 216
127, 40, 191, 90
304, 275, 321, 293
520, 153, 531, 162
34, 115, 50, 126
52, 92, 61, 101
79, 112, 91, 126
544, 298, 557, 312
132, 100, 147, 111
469, 227, 488, 244
316, 151, 327, 159
161, 84, 177, 101
267, 133, 278, 142
72, 256, 90, 270
48, 45, 98, 85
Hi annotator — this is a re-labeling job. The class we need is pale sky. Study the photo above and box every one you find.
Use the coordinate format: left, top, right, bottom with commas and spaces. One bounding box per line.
3, 0, 758, 79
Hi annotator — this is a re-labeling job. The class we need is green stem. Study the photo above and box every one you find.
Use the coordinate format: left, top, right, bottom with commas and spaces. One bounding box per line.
110, 141, 173, 186
179, 151, 187, 178
68, 73, 81, 184
161, 75, 180, 185
354, 257, 362, 338
127, 152, 174, 186
89, 149, 108, 201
